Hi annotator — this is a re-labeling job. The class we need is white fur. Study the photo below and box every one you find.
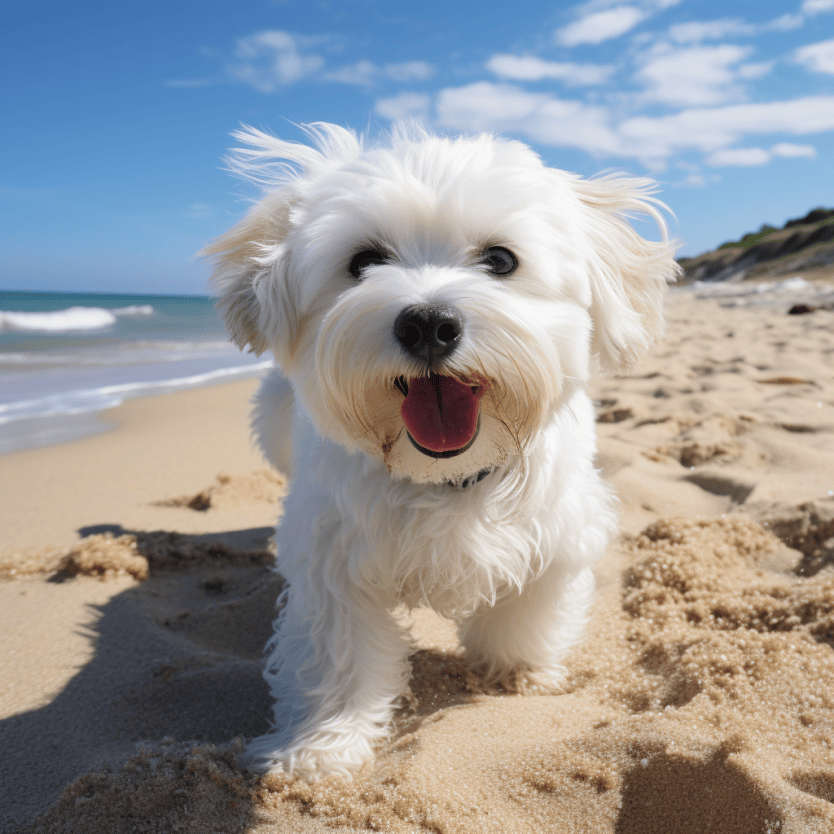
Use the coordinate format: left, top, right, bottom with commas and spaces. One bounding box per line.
204, 123, 679, 780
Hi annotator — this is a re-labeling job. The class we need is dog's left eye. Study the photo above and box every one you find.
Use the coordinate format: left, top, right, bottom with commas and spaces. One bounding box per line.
481, 246, 518, 276
349, 249, 388, 279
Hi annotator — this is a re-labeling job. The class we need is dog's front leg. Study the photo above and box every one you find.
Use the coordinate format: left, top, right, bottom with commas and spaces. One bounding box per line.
244, 547, 410, 780
460, 563, 596, 692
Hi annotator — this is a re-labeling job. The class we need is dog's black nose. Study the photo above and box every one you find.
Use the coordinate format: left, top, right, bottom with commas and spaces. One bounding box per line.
394, 304, 463, 362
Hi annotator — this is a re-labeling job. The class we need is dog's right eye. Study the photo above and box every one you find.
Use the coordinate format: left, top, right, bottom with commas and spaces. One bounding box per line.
348, 250, 388, 279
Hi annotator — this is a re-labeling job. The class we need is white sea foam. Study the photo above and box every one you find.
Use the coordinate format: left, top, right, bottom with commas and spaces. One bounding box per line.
0, 340, 239, 368
691, 276, 811, 299
111, 305, 155, 316
0, 304, 157, 333
0, 360, 273, 426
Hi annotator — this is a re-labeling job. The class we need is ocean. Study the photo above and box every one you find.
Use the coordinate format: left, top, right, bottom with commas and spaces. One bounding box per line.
0, 291, 271, 454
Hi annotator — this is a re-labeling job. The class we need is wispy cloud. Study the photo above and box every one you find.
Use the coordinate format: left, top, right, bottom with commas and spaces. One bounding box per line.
795, 38, 834, 74
435, 82, 622, 156
222, 31, 434, 91
668, 13, 802, 42
327, 60, 435, 86
706, 147, 772, 166
486, 55, 614, 86
374, 92, 432, 122
430, 83, 834, 169
802, 0, 834, 14
771, 142, 817, 157
707, 142, 817, 166
635, 44, 764, 106
226, 31, 324, 93
668, 18, 754, 43
326, 60, 377, 85
555, 6, 645, 46
619, 97, 834, 164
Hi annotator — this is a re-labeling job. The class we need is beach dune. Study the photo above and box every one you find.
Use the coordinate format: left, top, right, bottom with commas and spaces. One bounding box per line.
2, 284, 834, 833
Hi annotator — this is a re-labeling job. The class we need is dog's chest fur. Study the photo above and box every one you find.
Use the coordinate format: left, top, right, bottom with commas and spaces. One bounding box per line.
283, 390, 608, 620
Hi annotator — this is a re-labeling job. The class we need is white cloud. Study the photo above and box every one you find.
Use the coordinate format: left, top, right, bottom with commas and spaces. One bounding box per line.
706, 143, 818, 166
436, 83, 547, 131
619, 96, 834, 162
678, 173, 707, 187
802, 0, 834, 14
226, 34, 434, 90
768, 13, 804, 30
325, 59, 435, 85
375, 93, 432, 122
429, 78, 834, 168
555, 6, 644, 47
795, 39, 834, 74
635, 45, 753, 106
435, 82, 622, 156
771, 142, 817, 157
737, 62, 774, 79
327, 60, 377, 85
668, 19, 752, 43
706, 147, 771, 166
385, 61, 434, 82
667, 13, 801, 43
227, 31, 323, 92
486, 54, 614, 85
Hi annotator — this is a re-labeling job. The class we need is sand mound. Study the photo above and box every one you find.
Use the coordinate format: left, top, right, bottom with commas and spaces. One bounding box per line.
154, 469, 286, 512
27, 514, 834, 834
57, 534, 151, 580
0, 530, 276, 583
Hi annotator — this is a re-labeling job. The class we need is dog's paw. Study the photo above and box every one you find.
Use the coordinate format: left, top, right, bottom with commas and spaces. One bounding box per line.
241, 731, 375, 781
472, 663, 565, 696
501, 667, 565, 695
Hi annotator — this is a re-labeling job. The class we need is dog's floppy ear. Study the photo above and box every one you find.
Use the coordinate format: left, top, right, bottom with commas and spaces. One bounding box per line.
572, 175, 680, 374
202, 189, 294, 358
202, 124, 363, 363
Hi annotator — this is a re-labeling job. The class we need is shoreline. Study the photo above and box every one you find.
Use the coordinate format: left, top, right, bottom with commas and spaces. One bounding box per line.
0, 377, 268, 558
0, 360, 271, 456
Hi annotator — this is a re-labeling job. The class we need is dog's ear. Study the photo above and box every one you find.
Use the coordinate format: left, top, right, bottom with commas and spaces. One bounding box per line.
572, 175, 681, 374
202, 124, 363, 364
202, 190, 295, 359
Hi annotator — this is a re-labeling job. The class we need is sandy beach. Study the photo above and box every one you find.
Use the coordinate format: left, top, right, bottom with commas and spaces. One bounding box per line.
2, 282, 834, 833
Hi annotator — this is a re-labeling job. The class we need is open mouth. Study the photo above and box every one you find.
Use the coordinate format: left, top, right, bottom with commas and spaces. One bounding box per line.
396, 374, 485, 459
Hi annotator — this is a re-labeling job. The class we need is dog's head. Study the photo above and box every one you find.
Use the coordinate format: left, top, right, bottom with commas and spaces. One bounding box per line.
205, 124, 679, 485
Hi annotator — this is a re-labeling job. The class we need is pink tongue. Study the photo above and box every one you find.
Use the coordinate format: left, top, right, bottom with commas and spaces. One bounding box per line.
401, 375, 481, 453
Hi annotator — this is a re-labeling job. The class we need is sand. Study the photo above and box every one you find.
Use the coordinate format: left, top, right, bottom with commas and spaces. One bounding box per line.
2, 282, 834, 833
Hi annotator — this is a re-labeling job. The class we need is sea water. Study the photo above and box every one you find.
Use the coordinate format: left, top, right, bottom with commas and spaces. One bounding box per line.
0, 291, 272, 453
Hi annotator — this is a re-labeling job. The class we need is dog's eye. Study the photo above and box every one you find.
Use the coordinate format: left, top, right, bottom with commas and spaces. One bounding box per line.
348, 249, 388, 279
481, 246, 518, 277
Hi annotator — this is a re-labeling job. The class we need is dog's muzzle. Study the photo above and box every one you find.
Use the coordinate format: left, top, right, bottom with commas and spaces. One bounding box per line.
393, 304, 485, 459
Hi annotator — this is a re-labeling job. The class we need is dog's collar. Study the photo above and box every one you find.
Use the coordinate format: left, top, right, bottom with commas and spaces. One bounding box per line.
445, 467, 493, 490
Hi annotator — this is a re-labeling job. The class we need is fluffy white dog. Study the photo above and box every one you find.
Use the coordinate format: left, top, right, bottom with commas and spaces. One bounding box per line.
205, 123, 678, 780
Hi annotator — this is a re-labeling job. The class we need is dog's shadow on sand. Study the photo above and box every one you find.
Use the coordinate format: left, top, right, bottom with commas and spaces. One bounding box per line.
2, 525, 276, 831
2, 526, 478, 832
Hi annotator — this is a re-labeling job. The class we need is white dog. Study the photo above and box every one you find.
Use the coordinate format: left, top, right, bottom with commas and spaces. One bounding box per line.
205, 123, 678, 780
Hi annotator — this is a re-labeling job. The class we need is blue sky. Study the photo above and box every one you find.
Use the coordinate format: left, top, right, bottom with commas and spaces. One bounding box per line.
2, 0, 833, 296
